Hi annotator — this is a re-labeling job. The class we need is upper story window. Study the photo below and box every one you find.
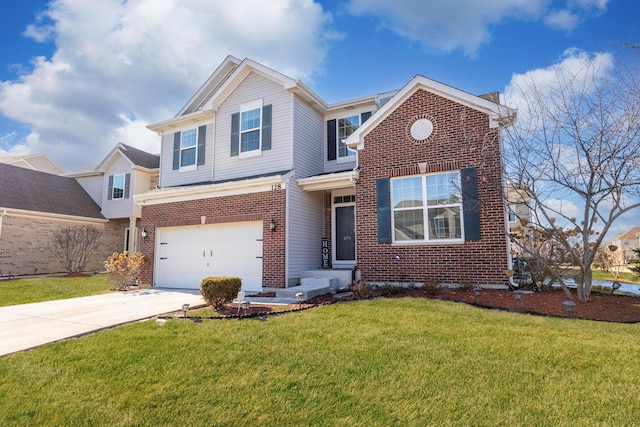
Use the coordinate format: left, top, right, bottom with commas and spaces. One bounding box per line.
391, 171, 462, 242
112, 174, 125, 199
508, 205, 517, 222
181, 129, 197, 167
107, 173, 130, 201
327, 111, 371, 162
172, 125, 206, 171
231, 101, 272, 158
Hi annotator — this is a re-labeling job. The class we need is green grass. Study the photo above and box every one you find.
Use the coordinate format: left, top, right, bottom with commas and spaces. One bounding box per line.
1, 298, 639, 426
591, 269, 640, 284
0, 274, 112, 306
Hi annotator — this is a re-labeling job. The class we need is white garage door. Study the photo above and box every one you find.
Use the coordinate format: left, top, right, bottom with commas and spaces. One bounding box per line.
155, 221, 263, 292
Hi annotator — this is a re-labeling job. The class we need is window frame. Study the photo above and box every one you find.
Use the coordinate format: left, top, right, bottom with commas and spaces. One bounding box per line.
391, 171, 464, 244
179, 128, 198, 171
239, 100, 263, 158
111, 173, 126, 200
336, 114, 360, 160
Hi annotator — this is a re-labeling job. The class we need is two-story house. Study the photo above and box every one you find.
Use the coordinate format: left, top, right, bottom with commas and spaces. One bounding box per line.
137, 55, 516, 293
0, 143, 158, 277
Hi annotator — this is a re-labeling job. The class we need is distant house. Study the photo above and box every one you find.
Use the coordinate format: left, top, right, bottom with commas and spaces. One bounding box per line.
136, 55, 517, 292
0, 143, 159, 276
0, 153, 64, 175
608, 226, 640, 265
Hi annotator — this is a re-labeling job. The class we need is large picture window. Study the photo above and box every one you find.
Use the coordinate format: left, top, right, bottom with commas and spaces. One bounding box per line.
392, 171, 462, 242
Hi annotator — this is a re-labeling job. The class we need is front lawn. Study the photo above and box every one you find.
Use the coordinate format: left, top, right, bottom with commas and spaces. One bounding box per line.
1, 298, 639, 425
0, 274, 112, 307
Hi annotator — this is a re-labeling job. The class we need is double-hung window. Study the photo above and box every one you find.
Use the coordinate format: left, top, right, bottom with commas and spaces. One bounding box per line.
337, 115, 359, 158
392, 171, 462, 242
112, 174, 125, 200
180, 128, 197, 168
240, 102, 262, 155
326, 111, 371, 161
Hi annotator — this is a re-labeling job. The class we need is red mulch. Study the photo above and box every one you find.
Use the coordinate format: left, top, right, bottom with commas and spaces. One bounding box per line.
212, 288, 640, 323
63, 272, 89, 278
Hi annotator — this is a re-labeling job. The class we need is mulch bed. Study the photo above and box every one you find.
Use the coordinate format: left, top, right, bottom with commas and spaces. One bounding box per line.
205, 288, 640, 323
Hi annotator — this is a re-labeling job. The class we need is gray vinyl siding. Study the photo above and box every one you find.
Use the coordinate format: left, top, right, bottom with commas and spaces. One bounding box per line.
286, 178, 324, 279
101, 156, 134, 219
159, 122, 213, 188
214, 72, 292, 181
292, 96, 323, 178
323, 105, 377, 173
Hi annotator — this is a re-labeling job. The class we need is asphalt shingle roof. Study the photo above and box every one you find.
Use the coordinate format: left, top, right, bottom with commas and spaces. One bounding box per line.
119, 144, 159, 169
0, 163, 104, 219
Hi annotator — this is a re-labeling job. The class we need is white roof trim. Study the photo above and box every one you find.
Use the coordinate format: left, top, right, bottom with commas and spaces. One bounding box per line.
135, 173, 290, 206
297, 170, 358, 192
147, 110, 215, 134
345, 75, 517, 150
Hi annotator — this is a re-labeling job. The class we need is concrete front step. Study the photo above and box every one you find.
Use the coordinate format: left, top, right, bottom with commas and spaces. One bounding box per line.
275, 283, 331, 301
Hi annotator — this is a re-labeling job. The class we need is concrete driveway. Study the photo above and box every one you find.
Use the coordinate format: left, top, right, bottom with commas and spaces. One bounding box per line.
0, 289, 205, 357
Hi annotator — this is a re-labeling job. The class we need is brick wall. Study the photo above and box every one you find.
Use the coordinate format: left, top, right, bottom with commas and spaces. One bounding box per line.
139, 189, 286, 288
355, 88, 509, 286
0, 215, 126, 276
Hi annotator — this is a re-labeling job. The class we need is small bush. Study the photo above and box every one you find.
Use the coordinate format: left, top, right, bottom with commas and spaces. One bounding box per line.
200, 277, 242, 309
422, 277, 441, 296
348, 279, 374, 298
104, 251, 146, 291
457, 280, 474, 292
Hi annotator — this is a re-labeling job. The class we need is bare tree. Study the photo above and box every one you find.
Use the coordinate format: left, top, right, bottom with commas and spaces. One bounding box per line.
503, 59, 640, 302
48, 225, 103, 273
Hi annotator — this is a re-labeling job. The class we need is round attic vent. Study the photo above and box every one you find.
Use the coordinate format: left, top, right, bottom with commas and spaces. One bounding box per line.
410, 118, 434, 141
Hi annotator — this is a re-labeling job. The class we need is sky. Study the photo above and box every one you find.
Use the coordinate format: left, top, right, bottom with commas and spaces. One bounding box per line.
0, 0, 639, 236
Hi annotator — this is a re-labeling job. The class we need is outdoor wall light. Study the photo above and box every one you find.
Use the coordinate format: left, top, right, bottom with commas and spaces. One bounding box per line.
270, 218, 276, 232
141, 228, 148, 238
562, 300, 576, 317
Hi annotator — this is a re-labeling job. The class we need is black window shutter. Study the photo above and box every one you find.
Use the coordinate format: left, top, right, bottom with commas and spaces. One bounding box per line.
107, 175, 114, 200
124, 173, 131, 199
197, 125, 206, 166
327, 119, 336, 161
361, 111, 372, 123
461, 167, 481, 241
172, 132, 180, 170
231, 112, 240, 156
262, 104, 272, 151
376, 177, 392, 243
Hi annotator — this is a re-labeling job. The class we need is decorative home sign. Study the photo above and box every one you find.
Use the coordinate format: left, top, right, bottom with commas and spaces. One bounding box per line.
322, 238, 330, 269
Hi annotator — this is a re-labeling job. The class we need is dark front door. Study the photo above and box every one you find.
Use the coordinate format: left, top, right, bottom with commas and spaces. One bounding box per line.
335, 205, 355, 261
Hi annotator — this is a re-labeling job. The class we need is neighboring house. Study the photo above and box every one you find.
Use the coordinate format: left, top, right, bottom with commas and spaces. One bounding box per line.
0, 143, 159, 276
137, 55, 516, 292
0, 153, 65, 175
608, 226, 640, 265
0, 163, 121, 275
67, 143, 159, 253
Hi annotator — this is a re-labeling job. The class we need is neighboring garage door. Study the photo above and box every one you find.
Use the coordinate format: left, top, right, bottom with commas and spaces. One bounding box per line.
155, 221, 263, 292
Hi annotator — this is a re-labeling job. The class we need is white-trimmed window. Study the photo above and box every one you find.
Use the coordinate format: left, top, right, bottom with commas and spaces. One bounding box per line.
240, 100, 263, 157
392, 171, 462, 242
508, 205, 517, 222
112, 174, 125, 200
337, 115, 359, 158
180, 128, 197, 168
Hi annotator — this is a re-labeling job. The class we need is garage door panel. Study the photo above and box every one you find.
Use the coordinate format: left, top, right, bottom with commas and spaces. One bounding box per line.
155, 222, 263, 291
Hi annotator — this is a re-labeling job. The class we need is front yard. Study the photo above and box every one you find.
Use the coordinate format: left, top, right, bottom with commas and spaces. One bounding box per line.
1, 297, 639, 426
0, 274, 112, 307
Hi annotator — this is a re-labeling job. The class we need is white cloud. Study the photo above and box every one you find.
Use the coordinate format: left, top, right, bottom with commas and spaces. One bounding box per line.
345, 0, 611, 54
544, 9, 579, 31
0, 0, 335, 170
347, 0, 548, 55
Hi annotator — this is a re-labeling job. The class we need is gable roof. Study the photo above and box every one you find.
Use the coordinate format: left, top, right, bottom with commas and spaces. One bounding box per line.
610, 226, 640, 243
114, 143, 159, 170
345, 74, 517, 150
0, 153, 65, 175
0, 163, 104, 220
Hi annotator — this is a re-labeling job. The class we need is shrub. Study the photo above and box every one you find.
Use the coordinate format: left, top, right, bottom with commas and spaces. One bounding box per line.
348, 279, 374, 298
457, 280, 474, 292
200, 277, 242, 309
422, 277, 441, 296
103, 251, 146, 291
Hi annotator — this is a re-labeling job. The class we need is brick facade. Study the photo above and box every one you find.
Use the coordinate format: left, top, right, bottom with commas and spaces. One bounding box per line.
139, 189, 286, 288
0, 215, 126, 276
354, 89, 509, 286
